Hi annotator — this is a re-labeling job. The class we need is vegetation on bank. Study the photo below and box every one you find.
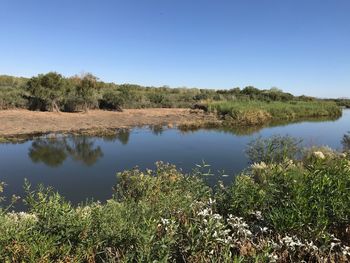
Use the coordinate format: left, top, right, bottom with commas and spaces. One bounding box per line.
207, 100, 342, 125
0, 74, 348, 115
1, 136, 350, 262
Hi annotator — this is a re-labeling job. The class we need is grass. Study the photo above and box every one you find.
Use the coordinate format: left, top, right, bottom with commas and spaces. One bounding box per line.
1, 141, 350, 262
208, 100, 342, 125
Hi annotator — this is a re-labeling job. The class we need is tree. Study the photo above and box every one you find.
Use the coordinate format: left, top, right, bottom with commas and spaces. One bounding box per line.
75, 73, 98, 112
26, 72, 65, 112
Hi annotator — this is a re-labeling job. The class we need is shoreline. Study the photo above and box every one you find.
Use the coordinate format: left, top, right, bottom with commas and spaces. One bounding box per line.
0, 108, 344, 142
0, 109, 220, 141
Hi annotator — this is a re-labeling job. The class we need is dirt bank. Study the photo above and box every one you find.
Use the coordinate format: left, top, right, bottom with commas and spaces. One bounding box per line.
0, 109, 220, 139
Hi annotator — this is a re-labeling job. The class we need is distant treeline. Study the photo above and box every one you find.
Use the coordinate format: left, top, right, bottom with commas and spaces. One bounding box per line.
0, 73, 348, 112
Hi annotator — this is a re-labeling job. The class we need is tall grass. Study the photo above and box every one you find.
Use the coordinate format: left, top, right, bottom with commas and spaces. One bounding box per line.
208, 100, 342, 125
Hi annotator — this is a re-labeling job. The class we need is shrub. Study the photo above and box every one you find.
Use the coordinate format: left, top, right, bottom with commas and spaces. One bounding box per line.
99, 90, 123, 111
223, 155, 350, 243
0, 88, 28, 109
246, 135, 303, 164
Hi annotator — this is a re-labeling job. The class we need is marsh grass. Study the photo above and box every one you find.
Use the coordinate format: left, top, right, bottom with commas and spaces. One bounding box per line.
208, 100, 342, 125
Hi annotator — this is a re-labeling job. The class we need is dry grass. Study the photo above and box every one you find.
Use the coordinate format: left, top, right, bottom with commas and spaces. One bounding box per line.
0, 109, 215, 138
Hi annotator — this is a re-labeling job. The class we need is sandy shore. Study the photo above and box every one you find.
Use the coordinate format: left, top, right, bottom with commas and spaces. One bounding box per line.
0, 109, 218, 138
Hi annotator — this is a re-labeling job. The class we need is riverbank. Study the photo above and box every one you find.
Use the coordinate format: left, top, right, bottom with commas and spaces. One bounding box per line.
0, 104, 343, 141
0, 109, 220, 140
1, 145, 349, 262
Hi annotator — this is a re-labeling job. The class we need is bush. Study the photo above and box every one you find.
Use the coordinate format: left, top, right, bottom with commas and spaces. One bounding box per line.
99, 90, 123, 111
246, 135, 303, 164
0, 88, 28, 109
223, 152, 350, 243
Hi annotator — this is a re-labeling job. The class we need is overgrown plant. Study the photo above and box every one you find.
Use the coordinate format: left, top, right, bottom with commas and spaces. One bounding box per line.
245, 135, 303, 164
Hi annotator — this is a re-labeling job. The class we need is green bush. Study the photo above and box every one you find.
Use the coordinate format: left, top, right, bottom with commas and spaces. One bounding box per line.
99, 90, 123, 111
0, 87, 28, 109
223, 154, 350, 242
246, 135, 303, 164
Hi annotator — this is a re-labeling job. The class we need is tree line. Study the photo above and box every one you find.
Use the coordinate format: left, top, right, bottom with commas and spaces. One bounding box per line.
0, 72, 348, 112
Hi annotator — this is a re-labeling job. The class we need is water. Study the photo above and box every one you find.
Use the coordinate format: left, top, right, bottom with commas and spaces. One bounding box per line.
1, 110, 349, 209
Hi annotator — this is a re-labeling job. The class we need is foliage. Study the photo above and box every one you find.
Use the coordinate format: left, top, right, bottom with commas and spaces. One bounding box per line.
26, 72, 66, 112
0, 73, 345, 118
0, 87, 28, 110
342, 132, 350, 152
99, 89, 123, 111
223, 152, 350, 244
246, 135, 303, 164
208, 100, 342, 125
74, 73, 99, 112
1, 147, 350, 261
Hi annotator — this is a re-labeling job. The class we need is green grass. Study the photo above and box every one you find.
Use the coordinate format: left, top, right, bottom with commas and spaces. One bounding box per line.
208, 100, 342, 125
1, 146, 350, 262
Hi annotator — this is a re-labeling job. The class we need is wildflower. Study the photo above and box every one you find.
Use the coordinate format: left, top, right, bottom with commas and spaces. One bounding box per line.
306, 241, 319, 251
268, 254, 278, 262
208, 198, 216, 205
251, 162, 268, 170
342, 246, 350, 256
313, 151, 325, 159
7, 212, 38, 222
161, 218, 170, 225
198, 208, 211, 217
227, 215, 252, 238
281, 236, 304, 251
250, 210, 263, 220
212, 214, 222, 220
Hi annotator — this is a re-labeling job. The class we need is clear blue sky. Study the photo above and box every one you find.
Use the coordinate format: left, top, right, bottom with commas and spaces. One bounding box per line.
0, 0, 349, 98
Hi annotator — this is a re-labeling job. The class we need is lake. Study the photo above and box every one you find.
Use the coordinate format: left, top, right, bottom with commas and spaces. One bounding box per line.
1, 110, 349, 209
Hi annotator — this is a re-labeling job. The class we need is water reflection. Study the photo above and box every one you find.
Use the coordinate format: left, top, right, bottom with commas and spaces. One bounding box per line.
28, 136, 103, 167
178, 115, 342, 136
29, 138, 67, 167
102, 129, 130, 145
150, 125, 164, 135
65, 137, 103, 166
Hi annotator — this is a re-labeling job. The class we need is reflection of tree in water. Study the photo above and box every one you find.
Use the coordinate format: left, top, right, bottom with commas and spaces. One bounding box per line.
28, 136, 103, 167
179, 116, 342, 137
150, 125, 164, 135
102, 129, 130, 145
66, 137, 103, 166
117, 130, 130, 145
29, 138, 67, 167
342, 132, 350, 152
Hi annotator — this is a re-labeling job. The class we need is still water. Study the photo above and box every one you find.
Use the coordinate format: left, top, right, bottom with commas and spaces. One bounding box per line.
1, 110, 349, 208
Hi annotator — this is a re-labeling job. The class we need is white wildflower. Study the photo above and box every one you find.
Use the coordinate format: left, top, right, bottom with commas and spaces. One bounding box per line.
208, 198, 216, 205
198, 208, 211, 217
313, 151, 325, 159
268, 254, 279, 263
7, 212, 38, 222
212, 214, 222, 220
161, 218, 170, 225
281, 236, 304, 251
251, 162, 268, 170
250, 210, 263, 220
342, 246, 350, 256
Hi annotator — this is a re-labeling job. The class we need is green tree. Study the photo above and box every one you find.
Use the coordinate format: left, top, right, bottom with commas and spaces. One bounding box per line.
26, 72, 65, 112
75, 73, 98, 112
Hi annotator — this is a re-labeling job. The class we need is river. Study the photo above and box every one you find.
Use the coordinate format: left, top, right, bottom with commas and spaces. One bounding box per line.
0, 110, 349, 209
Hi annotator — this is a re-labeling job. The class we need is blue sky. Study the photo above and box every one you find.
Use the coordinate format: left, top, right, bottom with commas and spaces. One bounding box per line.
0, 0, 349, 98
